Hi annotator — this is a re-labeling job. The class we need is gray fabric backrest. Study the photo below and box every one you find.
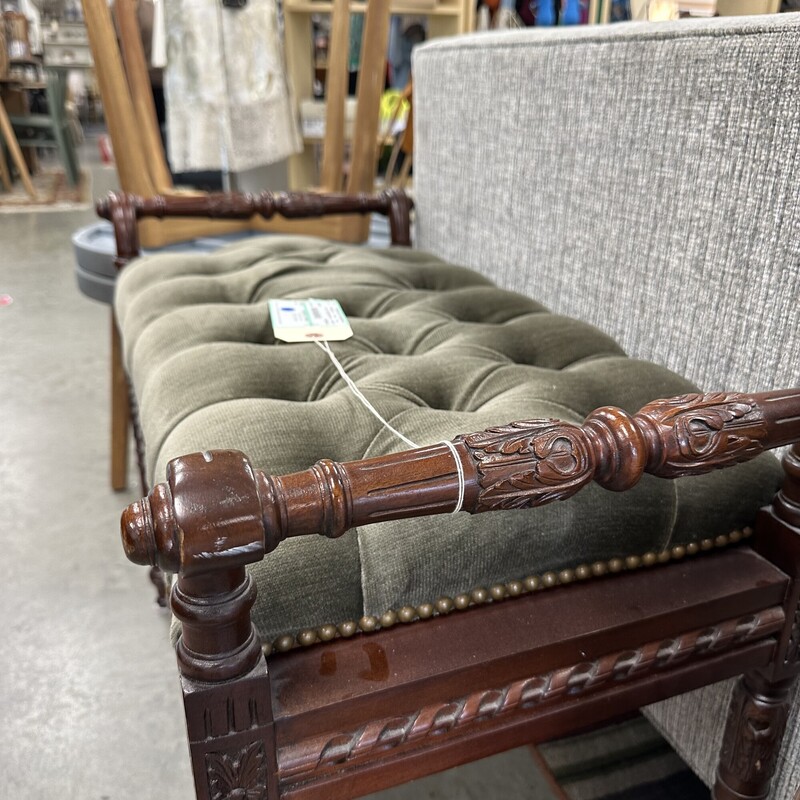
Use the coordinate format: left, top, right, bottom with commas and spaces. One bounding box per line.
413, 15, 800, 393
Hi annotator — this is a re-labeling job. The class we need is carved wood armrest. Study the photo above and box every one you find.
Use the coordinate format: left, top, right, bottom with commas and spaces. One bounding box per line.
96, 188, 414, 268
120, 389, 800, 682
124, 389, 800, 577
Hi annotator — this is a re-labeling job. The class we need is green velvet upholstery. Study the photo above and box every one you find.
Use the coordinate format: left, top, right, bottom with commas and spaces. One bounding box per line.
115, 235, 782, 644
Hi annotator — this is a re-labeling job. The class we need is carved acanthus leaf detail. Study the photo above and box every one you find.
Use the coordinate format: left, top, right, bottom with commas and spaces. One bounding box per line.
462, 420, 594, 511
206, 741, 267, 800
638, 393, 767, 477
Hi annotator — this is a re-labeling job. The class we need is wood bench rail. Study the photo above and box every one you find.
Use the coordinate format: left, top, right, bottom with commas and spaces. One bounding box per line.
97, 189, 414, 266
122, 389, 800, 581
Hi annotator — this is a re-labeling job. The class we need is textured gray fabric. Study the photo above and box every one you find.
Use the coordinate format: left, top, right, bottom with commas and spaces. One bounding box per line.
116, 235, 781, 644
413, 17, 800, 795
413, 14, 800, 394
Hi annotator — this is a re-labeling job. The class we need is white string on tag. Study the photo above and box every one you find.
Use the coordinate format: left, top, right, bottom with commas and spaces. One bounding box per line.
439, 439, 465, 515
315, 339, 465, 514
315, 340, 418, 448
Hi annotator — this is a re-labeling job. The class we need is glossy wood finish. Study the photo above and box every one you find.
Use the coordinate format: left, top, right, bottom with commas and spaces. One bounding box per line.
273, 589, 783, 799
119, 391, 800, 800
98, 188, 415, 268
182, 662, 278, 800
715, 672, 794, 800
121, 390, 800, 575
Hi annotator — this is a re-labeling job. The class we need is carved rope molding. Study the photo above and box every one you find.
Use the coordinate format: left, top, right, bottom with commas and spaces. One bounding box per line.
278, 609, 785, 782
122, 389, 800, 579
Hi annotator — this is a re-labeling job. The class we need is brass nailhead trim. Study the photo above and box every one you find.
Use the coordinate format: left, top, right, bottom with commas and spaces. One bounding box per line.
262, 527, 752, 657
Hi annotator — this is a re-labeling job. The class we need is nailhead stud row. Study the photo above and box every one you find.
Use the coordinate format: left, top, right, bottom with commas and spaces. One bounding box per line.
263, 528, 751, 656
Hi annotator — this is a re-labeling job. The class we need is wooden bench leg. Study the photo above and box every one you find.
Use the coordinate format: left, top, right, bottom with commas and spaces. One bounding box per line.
111, 313, 130, 491
122, 449, 279, 799
113, 307, 168, 602
715, 444, 800, 799
176, 569, 278, 800
714, 671, 795, 800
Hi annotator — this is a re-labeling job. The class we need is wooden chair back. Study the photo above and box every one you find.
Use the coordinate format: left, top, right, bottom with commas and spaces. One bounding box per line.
81, 0, 391, 247
0, 19, 9, 79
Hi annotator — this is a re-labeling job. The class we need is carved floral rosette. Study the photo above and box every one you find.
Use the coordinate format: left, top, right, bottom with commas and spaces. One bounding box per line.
206, 741, 267, 800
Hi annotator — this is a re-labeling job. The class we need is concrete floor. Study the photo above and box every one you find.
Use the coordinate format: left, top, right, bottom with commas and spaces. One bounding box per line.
0, 144, 557, 799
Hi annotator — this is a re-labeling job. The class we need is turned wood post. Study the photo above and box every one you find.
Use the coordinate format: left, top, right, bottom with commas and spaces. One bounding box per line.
123, 450, 278, 800
714, 444, 800, 800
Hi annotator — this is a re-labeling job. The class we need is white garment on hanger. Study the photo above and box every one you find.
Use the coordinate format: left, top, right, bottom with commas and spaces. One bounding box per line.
151, 0, 167, 68
164, 0, 301, 172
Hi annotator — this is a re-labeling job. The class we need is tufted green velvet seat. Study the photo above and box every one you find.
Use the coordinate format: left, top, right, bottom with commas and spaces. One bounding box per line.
115, 235, 782, 648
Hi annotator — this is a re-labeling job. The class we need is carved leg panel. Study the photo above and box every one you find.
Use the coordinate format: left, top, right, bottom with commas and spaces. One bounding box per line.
182, 663, 278, 800
714, 672, 795, 800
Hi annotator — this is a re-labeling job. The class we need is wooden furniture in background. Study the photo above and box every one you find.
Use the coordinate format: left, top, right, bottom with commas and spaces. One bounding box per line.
1, 61, 42, 174
81, 0, 396, 248
0, 20, 8, 79
42, 21, 94, 70
8, 68, 81, 186
283, 0, 474, 192
0, 94, 36, 198
288, 0, 393, 244
717, 0, 780, 13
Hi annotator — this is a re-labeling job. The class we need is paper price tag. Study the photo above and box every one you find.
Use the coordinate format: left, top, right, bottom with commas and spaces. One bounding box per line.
269, 298, 354, 343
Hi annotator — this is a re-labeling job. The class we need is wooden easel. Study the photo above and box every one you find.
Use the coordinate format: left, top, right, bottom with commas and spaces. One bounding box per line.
0, 94, 36, 198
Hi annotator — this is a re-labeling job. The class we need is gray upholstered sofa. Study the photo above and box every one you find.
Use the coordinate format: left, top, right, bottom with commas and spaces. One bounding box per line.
412, 14, 800, 797
110, 12, 800, 800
